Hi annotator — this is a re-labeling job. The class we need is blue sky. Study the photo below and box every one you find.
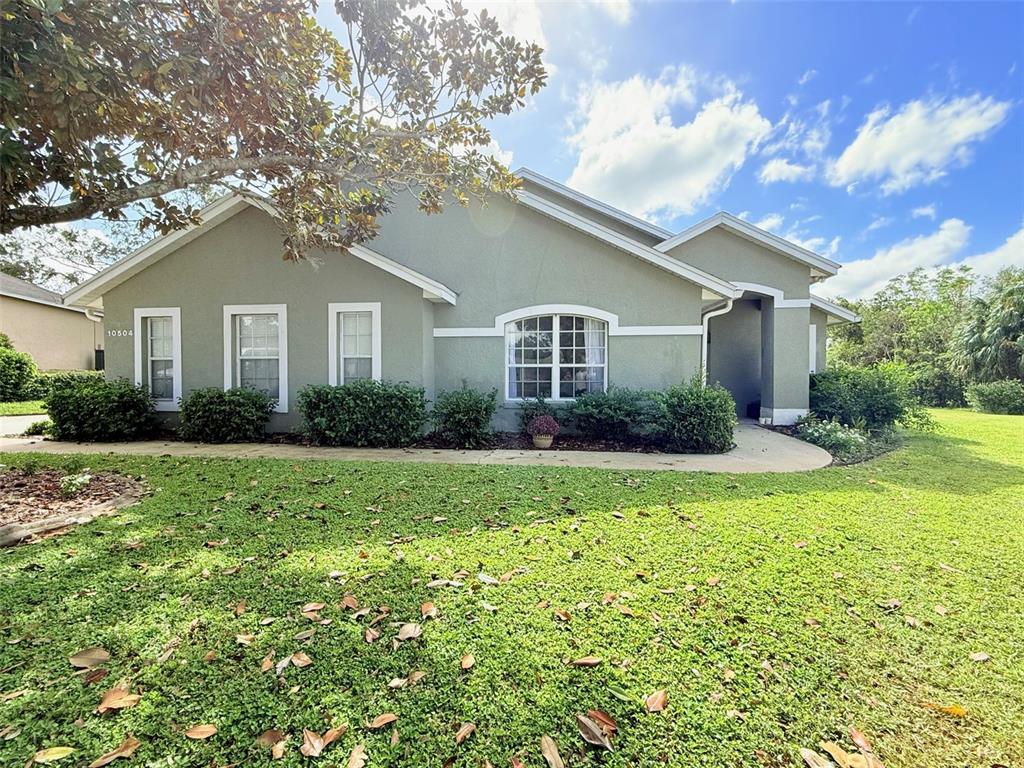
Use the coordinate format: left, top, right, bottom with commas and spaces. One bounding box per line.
322, 1, 1023, 299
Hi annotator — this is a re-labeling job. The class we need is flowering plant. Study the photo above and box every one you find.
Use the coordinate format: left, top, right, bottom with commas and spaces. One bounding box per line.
526, 414, 560, 436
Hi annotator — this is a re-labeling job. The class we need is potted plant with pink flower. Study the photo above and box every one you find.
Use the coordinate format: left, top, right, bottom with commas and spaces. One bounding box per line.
526, 414, 560, 449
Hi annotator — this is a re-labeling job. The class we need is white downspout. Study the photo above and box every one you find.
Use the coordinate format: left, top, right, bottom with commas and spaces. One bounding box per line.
700, 299, 734, 384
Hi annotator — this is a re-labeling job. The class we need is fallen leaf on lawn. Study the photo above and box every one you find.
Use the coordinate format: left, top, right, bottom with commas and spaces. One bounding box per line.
568, 656, 602, 667
397, 623, 422, 641
818, 741, 853, 767
364, 628, 380, 643
236, 634, 255, 646
904, 616, 921, 628
455, 722, 476, 744
922, 702, 968, 717
553, 609, 572, 622
32, 747, 75, 763
97, 686, 141, 714
185, 724, 217, 740
294, 629, 316, 641
2, 689, 28, 701
257, 729, 285, 748
202, 650, 216, 662
970, 651, 990, 662
84, 668, 109, 686
342, 595, 359, 610
347, 744, 367, 768
478, 573, 499, 585
368, 713, 398, 729
587, 709, 617, 736
540, 735, 565, 768
234, 600, 246, 616
70, 647, 110, 669
408, 670, 426, 684
88, 736, 140, 767
511, 758, 525, 768
706, 576, 721, 587
260, 653, 274, 673
722, 667, 736, 682
460, 653, 475, 670
645, 689, 668, 712
291, 651, 313, 668
800, 748, 832, 768
575, 713, 612, 750
848, 727, 874, 754
388, 677, 408, 689
726, 708, 746, 720
421, 601, 438, 618
794, 541, 808, 548
276, 655, 294, 674
272, 739, 287, 760
877, 598, 901, 611
934, 604, 948, 616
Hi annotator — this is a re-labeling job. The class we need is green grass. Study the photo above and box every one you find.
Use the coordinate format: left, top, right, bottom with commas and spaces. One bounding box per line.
0, 400, 45, 416
0, 409, 1021, 767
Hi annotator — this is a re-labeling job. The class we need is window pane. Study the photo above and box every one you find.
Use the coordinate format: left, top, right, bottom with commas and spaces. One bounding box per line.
148, 316, 172, 359
239, 357, 279, 398
344, 357, 372, 382
150, 359, 174, 399
239, 314, 279, 358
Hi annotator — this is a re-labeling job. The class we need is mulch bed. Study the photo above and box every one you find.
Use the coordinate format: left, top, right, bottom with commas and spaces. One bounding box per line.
412, 432, 663, 453
0, 469, 142, 529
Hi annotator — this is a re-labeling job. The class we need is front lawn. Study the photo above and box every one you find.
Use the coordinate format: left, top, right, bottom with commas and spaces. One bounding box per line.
0, 409, 1021, 767
0, 400, 45, 416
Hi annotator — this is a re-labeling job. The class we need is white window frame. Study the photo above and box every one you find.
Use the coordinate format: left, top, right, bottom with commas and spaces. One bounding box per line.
133, 307, 182, 412
327, 302, 382, 385
223, 304, 288, 413
504, 312, 609, 402
809, 324, 818, 374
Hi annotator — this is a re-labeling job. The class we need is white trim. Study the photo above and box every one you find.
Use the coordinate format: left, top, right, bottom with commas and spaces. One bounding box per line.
516, 191, 739, 299
514, 168, 674, 240
327, 302, 382, 385
809, 324, 818, 374
347, 245, 456, 305
0, 290, 97, 315
433, 304, 702, 338
732, 282, 811, 309
222, 304, 288, 413
133, 307, 181, 412
759, 408, 808, 426
654, 212, 841, 277
810, 294, 861, 324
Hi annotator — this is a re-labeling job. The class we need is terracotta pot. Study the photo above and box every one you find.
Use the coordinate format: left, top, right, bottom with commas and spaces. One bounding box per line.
532, 434, 554, 449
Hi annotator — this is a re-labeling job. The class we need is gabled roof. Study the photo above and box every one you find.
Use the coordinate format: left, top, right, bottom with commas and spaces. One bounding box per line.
1, 273, 95, 315
653, 211, 841, 279
810, 294, 860, 324
63, 195, 457, 307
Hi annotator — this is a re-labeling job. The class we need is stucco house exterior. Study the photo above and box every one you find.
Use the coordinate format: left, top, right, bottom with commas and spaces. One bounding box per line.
1, 273, 104, 371
63, 170, 858, 430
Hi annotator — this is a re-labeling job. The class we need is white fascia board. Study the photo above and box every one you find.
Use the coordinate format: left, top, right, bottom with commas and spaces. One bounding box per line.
516, 190, 739, 300
654, 212, 841, 277
515, 168, 674, 241
347, 244, 457, 305
810, 294, 861, 324
63, 194, 251, 307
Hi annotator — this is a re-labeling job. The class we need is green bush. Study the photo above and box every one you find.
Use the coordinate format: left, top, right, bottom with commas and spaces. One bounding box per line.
810, 363, 932, 432
46, 379, 158, 441
25, 370, 104, 399
796, 416, 869, 458
298, 380, 427, 447
515, 396, 557, 434
661, 377, 736, 453
22, 419, 50, 436
966, 379, 1024, 415
569, 387, 666, 444
432, 387, 497, 448
178, 387, 276, 442
0, 346, 38, 401
0, 332, 13, 349
909, 362, 966, 407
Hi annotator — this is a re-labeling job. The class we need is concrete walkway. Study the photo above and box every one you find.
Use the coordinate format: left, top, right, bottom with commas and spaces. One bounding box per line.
0, 421, 831, 473
0, 414, 47, 437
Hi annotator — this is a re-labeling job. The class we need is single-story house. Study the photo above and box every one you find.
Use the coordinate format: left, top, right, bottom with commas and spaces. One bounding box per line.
1, 273, 104, 371
63, 169, 859, 430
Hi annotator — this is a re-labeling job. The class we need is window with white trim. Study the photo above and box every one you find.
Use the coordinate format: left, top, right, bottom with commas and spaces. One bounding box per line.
134, 307, 181, 411
223, 304, 288, 412
506, 314, 607, 400
327, 303, 381, 385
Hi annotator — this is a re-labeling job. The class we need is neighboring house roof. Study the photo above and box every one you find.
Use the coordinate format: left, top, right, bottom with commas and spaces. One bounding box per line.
810, 294, 860, 324
63, 195, 458, 308
0, 273, 96, 315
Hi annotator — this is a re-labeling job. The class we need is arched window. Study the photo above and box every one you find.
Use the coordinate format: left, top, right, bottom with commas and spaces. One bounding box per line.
506, 313, 607, 400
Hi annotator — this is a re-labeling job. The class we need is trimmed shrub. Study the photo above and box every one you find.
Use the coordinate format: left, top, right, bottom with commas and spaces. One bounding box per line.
796, 416, 869, 458
432, 387, 497, 448
0, 346, 38, 401
46, 379, 158, 441
298, 380, 427, 447
967, 379, 1024, 415
661, 377, 736, 453
569, 387, 666, 444
0, 332, 13, 349
22, 419, 50, 436
26, 370, 104, 399
526, 414, 560, 436
516, 396, 557, 434
810, 363, 931, 432
178, 388, 276, 442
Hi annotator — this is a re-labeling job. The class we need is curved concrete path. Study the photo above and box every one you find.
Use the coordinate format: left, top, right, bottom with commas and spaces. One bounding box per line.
0, 421, 831, 473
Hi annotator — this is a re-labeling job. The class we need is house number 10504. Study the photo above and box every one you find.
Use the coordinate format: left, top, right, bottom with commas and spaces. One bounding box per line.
107, 329, 133, 337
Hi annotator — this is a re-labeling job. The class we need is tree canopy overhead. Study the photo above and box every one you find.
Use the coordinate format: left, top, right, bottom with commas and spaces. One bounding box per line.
0, 0, 546, 260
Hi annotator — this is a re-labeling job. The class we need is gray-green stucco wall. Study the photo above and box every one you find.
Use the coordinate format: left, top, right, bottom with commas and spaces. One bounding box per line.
811, 308, 828, 372
707, 299, 761, 416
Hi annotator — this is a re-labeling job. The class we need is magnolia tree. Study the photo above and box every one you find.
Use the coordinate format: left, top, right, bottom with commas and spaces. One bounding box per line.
0, 0, 546, 261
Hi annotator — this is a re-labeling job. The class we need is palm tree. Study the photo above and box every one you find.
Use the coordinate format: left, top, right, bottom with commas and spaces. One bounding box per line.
954, 268, 1024, 382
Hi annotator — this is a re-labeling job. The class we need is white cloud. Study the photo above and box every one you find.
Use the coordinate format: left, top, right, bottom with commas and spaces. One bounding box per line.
479, 137, 513, 167
758, 157, 815, 184
827, 94, 1012, 195
754, 213, 785, 232
864, 216, 893, 234
798, 69, 818, 86
819, 219, 972, 298
747, 214, 840, 258
912, 204, 937, 220
566, 68, 771, 221
594, 0, 632, 24
960, 227, 1024, 275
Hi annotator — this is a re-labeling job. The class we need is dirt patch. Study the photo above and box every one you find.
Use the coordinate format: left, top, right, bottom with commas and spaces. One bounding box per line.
0, 469, 144, 546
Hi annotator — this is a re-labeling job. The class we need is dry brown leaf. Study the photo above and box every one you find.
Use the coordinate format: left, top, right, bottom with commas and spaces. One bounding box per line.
236, 634, 255, 646
575, 714, 612, 750
421, 601, 438, 618
455, 722, 476, 744
819, 741, 854, 767
257, 729, 285, 748
300, 729, 325, 758
70, 647, 110, 669
645, 689, 668, 712
302, 602, 326, 613
800, 748, 833, 768
347, 744, 368, 768
388, 677, 408, 689
568, 656, 602, 667
553, 609, 572, 622
587, 709, 617, 736
84, 669, 109, 686
97, 686, 141, 714
368, 712, 398, 729
272, 739, 287, 760
397, 623, 423, 641
185, 724, 217, 740
88, 736, 140, 767
260, 653, 274, 673
540, 735, 565, 768
408, 670, 426, 684
291, 651, 313, 668
342, 595, 359, 610
32, 747, 75, 763
460, 653, 475, 670
933, 604, 948, 616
